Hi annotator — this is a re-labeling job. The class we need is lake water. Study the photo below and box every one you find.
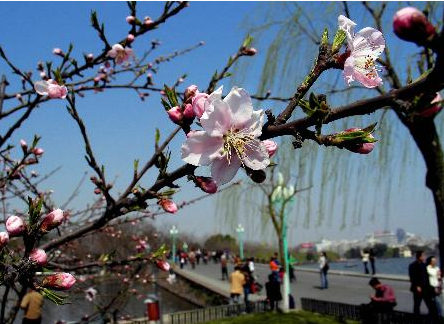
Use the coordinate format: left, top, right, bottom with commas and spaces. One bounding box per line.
12, 281, 195, 323
299, 257, 416, 276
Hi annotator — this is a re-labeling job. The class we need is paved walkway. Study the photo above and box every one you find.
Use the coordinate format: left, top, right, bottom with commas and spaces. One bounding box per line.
174, 262, 432, 314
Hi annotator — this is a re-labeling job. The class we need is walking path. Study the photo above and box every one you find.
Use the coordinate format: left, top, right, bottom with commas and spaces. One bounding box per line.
174, 262, 431, 314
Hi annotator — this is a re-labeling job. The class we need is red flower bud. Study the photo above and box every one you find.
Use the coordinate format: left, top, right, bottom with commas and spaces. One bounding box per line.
156, 260, 171, 272
195, 176, 218, 194
393, 7, 436, 45
158, 199, 178, 214
42, 273, 76, 290
167, 106, 183, 124
40, 209, 65, 232
343, 128, 375, 154
29, 248, 48, 266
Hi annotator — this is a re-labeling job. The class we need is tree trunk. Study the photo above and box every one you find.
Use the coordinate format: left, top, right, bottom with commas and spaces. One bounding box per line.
404, 118, 444, 271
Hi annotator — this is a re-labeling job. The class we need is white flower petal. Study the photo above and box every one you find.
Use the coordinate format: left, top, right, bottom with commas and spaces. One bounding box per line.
34, 81, 49, 96
181, 131, 224, 166
338, 15, 356, 47
242, 140, 270, 170
224, 87, 253, 127
200, 99, 233, 137
211, 154, 241, 185
242, 110, 264, 137
204, 86, 223, 114
352, 27, 385, 57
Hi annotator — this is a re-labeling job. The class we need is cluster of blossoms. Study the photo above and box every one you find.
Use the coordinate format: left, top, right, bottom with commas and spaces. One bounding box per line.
34, 79, 68, 99
180, 86, 277, 185
1, 209, 76, 290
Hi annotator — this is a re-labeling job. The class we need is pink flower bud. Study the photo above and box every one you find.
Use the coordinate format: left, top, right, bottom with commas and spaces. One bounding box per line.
126, 15, 135, 24
20, 139, 27, 149
39, 71, 47, 79
86, 53, 94, 62
16, 93, 23, 101
29, 248, 48, 266
344, 128, 375, 154
418, 93, 443, 118
0, 232, 9, 248
53, 48, 64, 56
6, 216, 25, 236
158, 199, 178, 214
42, 273, 76, 290
241, 47, 257, 56
167, 106, 183, 124
127, 34, 135, 43
195, 176, 218, 194
143, 16, 154, 27
94, 188, 101, 195
393, 7, 436, 45
40, 208, 65, 232
33, 148, 44, 156
183, 103, 195, 120
262, 140, 278, 157
192, 92, 209, 119
184, 85, 199, 102
156, 260, 171, 272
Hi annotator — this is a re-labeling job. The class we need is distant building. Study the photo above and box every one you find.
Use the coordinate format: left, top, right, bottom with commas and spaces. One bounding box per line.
365, 231, 398, 247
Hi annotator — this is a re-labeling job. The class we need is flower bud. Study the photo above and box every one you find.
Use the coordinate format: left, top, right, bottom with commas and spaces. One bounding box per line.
192, 92, 209, 119
343, 128, 375, 154
184, 85, 199, 102
277, 172, 284, 186
158, 199, 178, 214
195, 176, 218, 194
156, 260, 171, 272
40, 209, 65, 232
6, 216, 25, 236
52, 48, 64, 56
183, 103, 195, 120
0, 232, 9, 248
29, 248, 48, 266
262, 140, 278, 157
126, 34, 135, 43
20, 139, 27, 151
167, 106, 183, 124
33, 148, 44, 156
42, 273, 76, 290
126, 15, 135, 24
86, 53, 94, 62
241, 47, 257, 56
418, 93, 442, 118
94, 188, 101, 195
248, 169, 266, 183
393, 7, 436, 45
144, 16, 154, 27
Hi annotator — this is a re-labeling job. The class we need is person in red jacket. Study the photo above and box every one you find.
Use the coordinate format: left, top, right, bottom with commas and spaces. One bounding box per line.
361, 277, 397, 324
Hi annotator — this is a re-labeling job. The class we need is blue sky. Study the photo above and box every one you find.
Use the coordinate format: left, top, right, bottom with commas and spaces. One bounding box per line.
0, 2, 441, 246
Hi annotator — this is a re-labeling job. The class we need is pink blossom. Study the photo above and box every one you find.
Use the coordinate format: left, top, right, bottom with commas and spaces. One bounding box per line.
126, 15, 135, 24
182, 86, 270, 185
20, 139, 27, 149
183, 103, 195, 120
191, 92, 209, 119
34, 80, 68, 99
40, 208, 65, 232
158, 199, 178, 214
86, 53, 94, 62
195, 176, 218, 194
156, 260, 171, 272
6, 215, 25, 236
393, 7, 436, 45
144, 16, 154, 27
0, 232, 9, 248
52, 48, 64, 56
107, 44, 133, 65
262, 140, 278, 157
418, 93, 443, 118
29, 248, 48, 266
33, 147, 44, 156
167, 106, 183, 124
127, 34, 135, 43
344, 128, 375, 154
184, 85, 199, 102
338, 15, 385, 88
241, 47, 257, 56
42, 273, 76, 290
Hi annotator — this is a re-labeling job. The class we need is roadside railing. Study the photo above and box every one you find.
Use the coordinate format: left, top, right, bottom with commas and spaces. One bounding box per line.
301, 297, 431, 324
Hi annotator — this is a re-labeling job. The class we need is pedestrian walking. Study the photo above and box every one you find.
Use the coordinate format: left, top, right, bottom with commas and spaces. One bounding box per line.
361, 278, 397, 324
242, 262, 253, 312
361, 249, 370, 274
369, 248, 376, 275
229, 266, 245, 304
319, 252, 329, 289
189, 250, 196, 269
409, 250, 438, 321
265, 274, 282, 311
20, 289, 44, 324
221, 253, 229, 280
427, 255, 442, 317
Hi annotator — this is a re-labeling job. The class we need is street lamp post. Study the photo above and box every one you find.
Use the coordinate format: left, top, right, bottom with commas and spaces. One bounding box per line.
236, 224, 245, 260
169, 225, 178, 263
271, 175, 295, 313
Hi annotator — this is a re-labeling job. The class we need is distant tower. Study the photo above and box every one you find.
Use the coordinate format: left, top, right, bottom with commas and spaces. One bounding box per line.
396, 228, 406, 244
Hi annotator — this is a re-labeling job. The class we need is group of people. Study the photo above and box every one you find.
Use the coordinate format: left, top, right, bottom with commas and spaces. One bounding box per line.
228, 258, 258, 312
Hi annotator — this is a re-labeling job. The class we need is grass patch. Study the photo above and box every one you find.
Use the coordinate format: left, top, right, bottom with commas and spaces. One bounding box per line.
203, 310, 358, 324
